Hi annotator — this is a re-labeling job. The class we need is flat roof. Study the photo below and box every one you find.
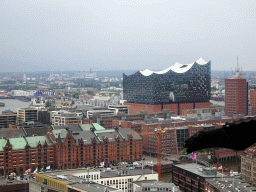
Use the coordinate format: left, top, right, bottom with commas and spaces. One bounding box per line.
173, 163, 229, 178
38, 168, 100, 184
205, 177, 256, 191
99, 168, 156, 178
67, 183, 121, 192
134, 180, 176, 188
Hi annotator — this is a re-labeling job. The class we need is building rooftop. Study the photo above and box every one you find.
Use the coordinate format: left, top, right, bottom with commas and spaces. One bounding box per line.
52, 124, 141, 144
139, 57, 208, 76
80, 124, 94, 131
134, 180, 174, 188
68, 183, 121, 192
23, 127, 49, 137
99, 167, 156, 178
25, 135, 54, 148
8, 137, 27, 150
72, 131, 101, 145
54, 124, 83, 132
0, 129, 25, 139
92, 123, 106, 131
17, 108, 38, 110
205, 177, 256, 191
244, 147, 256, 155
173, 163, 229, 178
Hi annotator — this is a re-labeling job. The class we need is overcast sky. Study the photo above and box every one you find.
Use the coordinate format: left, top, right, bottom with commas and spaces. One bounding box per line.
0, 0, 256, 72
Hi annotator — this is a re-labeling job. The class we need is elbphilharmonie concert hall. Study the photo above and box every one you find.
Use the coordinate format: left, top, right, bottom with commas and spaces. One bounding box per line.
123, 57, 211, 114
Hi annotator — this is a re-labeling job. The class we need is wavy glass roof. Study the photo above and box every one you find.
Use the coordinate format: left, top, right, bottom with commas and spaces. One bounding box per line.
139, 57, 208, 76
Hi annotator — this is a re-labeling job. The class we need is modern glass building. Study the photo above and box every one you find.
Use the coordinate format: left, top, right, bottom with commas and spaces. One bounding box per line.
123, 57, 211, 105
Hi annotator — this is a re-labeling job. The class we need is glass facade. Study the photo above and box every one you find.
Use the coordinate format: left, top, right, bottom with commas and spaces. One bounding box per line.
123, 61, 211, 104
177, 129, 189, 148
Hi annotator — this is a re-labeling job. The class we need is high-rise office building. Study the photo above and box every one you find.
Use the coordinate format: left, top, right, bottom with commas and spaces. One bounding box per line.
249, 88, 256, 115
123, 57, 211, 114
225, 58, 248, 117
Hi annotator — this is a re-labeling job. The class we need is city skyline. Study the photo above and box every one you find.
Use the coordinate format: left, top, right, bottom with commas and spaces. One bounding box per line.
1, 0, 256, 72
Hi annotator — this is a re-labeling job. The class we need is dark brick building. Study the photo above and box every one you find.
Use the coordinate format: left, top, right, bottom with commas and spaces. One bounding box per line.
172, 163, 229, 192
225, 64, 248, 117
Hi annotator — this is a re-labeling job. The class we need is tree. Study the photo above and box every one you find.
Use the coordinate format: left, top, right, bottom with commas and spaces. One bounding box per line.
72, 92, 80, 99
45, 100, 51, 108
63, 102, 69, 106
182, 148, 188, 155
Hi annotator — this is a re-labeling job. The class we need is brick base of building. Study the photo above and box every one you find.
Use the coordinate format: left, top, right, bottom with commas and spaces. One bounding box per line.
125, 102, 211, 115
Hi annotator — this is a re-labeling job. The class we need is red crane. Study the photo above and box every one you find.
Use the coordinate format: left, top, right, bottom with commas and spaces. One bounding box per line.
156, 124, 164, 181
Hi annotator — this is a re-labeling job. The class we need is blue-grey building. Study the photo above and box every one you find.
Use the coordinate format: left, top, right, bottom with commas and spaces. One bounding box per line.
123, 57, 211, 105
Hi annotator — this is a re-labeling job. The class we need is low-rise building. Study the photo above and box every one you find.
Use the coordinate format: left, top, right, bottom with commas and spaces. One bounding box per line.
33, 166, 159, 192
87, 110, 115, 119
17, 108, 38, 123
108, 105, 128, 115
50, 110, 83, 126
31, 171, 121, 192
0, 114, 17, 128
241, 147, 256, 186
172, 163, 256, 192
10, 90, 35, 97
134, 180, 180, 192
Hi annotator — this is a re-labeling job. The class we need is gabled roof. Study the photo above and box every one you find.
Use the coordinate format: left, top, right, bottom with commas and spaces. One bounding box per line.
245, 147, 256, 155
72, 131, 100, 145
0, 129, 26, 139
54, 124, 83, 132
23, 127, 48, 137
25, 136, 54, 148
97, 132, 118, 143
0, 139, 7, 151
92, 123, 106, 131
52, 129, 68, 143
118, 128, 141, 141
9, 138, 27, 150
79, 124, 94, 131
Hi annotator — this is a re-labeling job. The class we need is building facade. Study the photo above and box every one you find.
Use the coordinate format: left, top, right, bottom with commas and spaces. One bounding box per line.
0, 114, 17, 128
172, 163, 229, 192
17, 108, 38, 123
0, 124, 142, 176
123, 57, 211, 115
225, 63, 248, 117
249, 89, 256, 116
50, 110, 83, 126
0, 135, 54, 176
241, 147, 256, 186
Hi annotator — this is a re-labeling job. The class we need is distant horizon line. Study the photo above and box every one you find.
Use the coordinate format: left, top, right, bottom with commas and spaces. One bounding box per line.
0, 70, 253, 73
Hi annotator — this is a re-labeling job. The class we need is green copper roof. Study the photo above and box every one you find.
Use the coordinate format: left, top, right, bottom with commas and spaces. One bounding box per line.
9, 138, 27, 150
26, 136, 54, 148
52, 129, 68, 139
79, 124, 93, 131
0, 139, 7, 152
92, 123, 105, 131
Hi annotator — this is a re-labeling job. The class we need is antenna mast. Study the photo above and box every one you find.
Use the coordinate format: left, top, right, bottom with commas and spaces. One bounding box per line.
236, 56, 240, 72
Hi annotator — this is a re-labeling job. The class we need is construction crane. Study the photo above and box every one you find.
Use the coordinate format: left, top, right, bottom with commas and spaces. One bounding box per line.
156, 125, 163, 181
137, 124, 184, 181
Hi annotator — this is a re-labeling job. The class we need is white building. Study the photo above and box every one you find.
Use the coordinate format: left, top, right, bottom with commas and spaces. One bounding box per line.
99, 168, 158, 192
108, 105, 128, 115
10, 90, 35, 97
50, 110, 83, 126
87, 110, 115, 119
32, 167, 160, 192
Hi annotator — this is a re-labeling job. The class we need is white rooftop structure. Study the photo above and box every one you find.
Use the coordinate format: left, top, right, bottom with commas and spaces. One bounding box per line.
230, 57, 246, 79
139, 57, 208, 76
